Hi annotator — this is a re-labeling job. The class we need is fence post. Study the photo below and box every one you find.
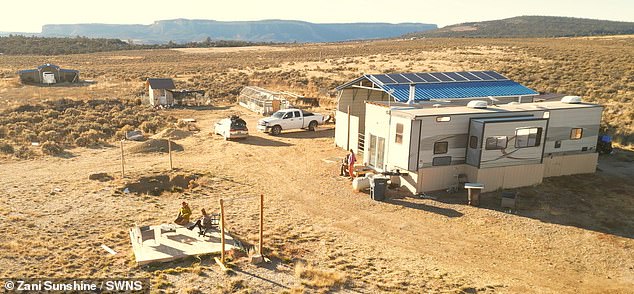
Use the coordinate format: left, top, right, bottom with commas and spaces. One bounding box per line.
120, 140, 125, 178
220, 198, 226, 264
259, 194, 264, 255
168, 138, 173, 170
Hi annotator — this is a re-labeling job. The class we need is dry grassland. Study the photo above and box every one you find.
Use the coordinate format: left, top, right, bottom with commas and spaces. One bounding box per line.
0, 37, 633, 293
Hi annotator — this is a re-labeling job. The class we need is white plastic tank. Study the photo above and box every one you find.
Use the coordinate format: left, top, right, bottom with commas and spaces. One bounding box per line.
467, 100, 488, 109
561, 96, 582, 104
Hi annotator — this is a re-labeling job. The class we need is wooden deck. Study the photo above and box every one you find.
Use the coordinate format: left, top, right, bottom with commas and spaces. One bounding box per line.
129, 224, 237, 266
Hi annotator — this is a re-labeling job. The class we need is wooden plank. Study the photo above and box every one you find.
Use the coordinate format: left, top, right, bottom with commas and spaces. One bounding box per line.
215, 257, 229, 272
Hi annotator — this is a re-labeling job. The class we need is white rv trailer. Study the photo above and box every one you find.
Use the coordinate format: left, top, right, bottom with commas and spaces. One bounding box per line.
334, 71, 602, 193
363, 99, 602, 193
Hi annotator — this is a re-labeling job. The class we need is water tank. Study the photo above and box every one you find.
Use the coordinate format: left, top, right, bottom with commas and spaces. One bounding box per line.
561, 96, 582, 104
467, 100, 488, 109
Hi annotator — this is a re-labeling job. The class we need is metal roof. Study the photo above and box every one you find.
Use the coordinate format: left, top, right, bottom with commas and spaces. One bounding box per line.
336, 71, 539, 101
372, 100, 602, 119
37, 63, 60, 70
147, 78, 176, 89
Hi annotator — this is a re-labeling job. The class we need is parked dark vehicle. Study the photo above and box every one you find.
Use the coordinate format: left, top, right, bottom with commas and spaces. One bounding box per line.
214, 115, 248, 140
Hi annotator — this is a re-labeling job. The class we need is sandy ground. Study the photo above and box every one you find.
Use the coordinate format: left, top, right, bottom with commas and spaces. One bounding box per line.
1, 105, 633, 293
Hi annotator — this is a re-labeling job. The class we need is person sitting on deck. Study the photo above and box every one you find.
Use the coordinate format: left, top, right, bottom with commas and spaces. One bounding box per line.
174, 202, 192, 225
187, 208, 215, 234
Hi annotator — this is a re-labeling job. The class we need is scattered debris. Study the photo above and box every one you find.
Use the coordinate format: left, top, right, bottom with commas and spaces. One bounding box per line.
121, 173, 200, 196
89, 172, 114, 182
125, 130, 145, 141
417, 193, 437, 200
101, 244, 117, 255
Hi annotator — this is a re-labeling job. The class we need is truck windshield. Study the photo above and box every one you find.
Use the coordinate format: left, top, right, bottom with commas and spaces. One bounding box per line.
272, 111, 285, 118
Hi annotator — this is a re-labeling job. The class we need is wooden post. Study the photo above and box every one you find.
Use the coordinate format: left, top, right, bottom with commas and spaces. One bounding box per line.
120, 140, 125, 178
259, 194, 264, 255
219, 198, 226, 264
346, 105, 351, 151
168, 138, 173, 170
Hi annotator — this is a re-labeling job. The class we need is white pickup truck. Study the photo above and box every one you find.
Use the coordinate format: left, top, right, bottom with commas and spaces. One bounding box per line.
257, 109, 325, 135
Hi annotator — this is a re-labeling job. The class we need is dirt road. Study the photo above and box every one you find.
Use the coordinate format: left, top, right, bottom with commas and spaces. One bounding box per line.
1, 105, 632, 293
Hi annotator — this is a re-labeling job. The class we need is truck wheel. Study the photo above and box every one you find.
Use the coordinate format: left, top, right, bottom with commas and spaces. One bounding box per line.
308, 121, 318, 131
271, 125, 282, 136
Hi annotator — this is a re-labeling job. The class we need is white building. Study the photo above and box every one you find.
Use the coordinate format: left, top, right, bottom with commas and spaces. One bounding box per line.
335, 71, 602, 193
146, 78, 176, 107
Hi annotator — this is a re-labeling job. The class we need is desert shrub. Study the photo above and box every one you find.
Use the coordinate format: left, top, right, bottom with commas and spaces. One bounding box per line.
38, 130, 60, 142
64, 108, 81, 116
0, 126, 6, 139
115, 125, 136, 140
41, 141, 64, 155
140, 121, 159, 134
0, 142, 14, 154
295, 263, 347, 290
14, 146, 35, 159
74, 129, 104, 147
74, 136, 89, 147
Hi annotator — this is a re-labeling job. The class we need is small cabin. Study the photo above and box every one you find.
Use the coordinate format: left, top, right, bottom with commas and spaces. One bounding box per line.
146, 78, 176, 107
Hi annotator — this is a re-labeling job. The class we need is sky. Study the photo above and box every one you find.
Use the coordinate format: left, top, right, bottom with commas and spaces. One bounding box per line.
2, 0, 633, 32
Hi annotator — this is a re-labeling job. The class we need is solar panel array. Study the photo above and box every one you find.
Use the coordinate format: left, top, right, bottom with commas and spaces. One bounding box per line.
369, 71, 508, 85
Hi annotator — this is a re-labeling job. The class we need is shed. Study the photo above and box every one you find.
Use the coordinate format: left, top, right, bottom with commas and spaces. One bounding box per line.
237, 86, 291, 115
146, 78, 176, 107
334, 71, 539, 156
17, 63, 79, 84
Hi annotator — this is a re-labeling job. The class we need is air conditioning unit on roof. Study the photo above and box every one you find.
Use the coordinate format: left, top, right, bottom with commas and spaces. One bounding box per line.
467, 100, 488, 109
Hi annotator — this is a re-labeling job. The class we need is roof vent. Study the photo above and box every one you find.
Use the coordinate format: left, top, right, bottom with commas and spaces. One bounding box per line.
561, 96, 582, 104
467, 100, 488, 109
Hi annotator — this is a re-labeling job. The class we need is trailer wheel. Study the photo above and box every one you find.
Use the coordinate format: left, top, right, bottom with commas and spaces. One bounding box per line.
308, 121, 318, 131
271, 125, 282, 136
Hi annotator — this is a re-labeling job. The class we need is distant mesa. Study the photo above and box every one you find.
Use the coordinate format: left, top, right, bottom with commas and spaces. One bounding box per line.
405, 16, 634, 38
38, 19, 437, 44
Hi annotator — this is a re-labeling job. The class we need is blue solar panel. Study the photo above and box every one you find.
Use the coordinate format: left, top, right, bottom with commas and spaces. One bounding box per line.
378, 80, 539, 102
387, 74, 412, 84
483, 71, 507, 80
415, 73, 440, 83
430, 73, 453, 82
444, 72, 468, 81
401, 73, 425, 83
373, 74, 397, 84
457, 72, 481, 81
471, 71, 496, 81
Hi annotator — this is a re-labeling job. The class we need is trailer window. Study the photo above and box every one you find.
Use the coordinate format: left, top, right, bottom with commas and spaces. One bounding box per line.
570, 128, 583, 140
515, 127, 543, 148
432, 156, 452, 166
485, 136, 507, 150
434, 141, 448, 154
469, 136, 478, 149
395, 123, 403, 144
436, 116, 451, 122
